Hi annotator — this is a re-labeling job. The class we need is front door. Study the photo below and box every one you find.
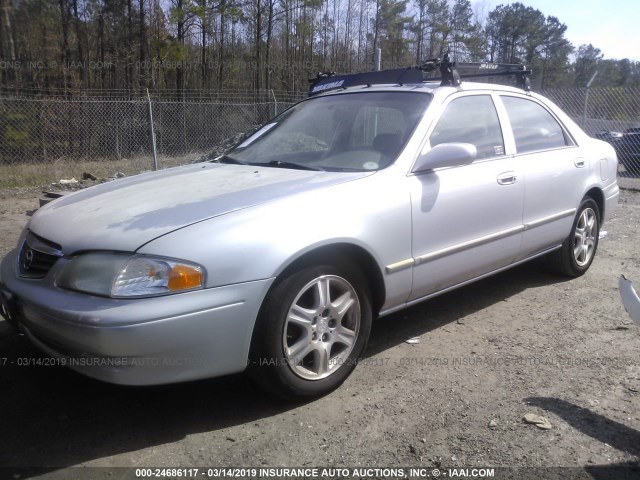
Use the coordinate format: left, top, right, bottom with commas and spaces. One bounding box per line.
408, 93, 524, 301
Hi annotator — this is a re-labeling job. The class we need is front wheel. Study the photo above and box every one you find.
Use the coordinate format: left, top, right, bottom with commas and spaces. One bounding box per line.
249, 262, 372, 400
549, 198, 600, 277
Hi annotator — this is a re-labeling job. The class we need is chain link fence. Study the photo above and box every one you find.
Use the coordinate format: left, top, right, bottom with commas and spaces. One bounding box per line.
541, 87, 640, 179
0, 90, 304, 188
0, 87, 638, 188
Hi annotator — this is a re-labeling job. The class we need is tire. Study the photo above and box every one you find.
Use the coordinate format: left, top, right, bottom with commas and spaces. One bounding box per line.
548, 197, 600, 277
248, 261, 372, 400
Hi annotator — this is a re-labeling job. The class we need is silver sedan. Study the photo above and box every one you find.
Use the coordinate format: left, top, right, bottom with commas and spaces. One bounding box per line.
0, 82, 619, 399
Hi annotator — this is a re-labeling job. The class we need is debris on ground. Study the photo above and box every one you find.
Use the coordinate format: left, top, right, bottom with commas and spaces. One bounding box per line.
48, 172, 128, 193
523, 413, 552, 430
59, 178, 78, 185
39, 191, 71, 207
195, 131, 254, 162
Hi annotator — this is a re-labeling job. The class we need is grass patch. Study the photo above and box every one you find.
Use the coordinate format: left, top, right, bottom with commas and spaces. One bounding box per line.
0, 154, 203, 189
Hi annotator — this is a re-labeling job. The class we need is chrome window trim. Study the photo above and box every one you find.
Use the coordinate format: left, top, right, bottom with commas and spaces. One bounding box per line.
496, 93, 578, 153
408, 90, 507, 175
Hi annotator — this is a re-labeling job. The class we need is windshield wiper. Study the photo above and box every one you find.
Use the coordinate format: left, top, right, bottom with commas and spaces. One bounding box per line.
249, 160, 324, 171
215, 154, 246, 165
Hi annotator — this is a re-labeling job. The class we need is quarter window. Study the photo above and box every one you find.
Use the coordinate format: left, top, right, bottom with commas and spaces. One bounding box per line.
430, 95, 505, 160
502, 96, 569, 153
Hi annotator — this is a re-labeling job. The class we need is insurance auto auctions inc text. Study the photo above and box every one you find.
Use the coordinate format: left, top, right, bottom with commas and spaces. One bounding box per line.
158, 467, 496, 479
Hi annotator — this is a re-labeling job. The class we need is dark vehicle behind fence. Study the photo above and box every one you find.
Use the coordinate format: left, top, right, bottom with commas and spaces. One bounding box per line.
615, 127, 640, 171
594, 130, 623, 143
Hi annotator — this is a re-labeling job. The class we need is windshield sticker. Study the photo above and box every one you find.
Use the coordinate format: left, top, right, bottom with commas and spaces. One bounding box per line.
237, 123, 277, 148
494, 145, 505, 155
363, 162, 379, 170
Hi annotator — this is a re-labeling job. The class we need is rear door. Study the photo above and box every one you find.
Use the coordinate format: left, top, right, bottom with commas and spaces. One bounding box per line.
498, 94, 588, 260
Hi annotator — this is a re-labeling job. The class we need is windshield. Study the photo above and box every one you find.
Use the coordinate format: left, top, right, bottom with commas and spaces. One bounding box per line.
226, 91, 431, 172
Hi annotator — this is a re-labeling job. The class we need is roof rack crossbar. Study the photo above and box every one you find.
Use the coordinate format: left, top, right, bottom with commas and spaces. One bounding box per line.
420, 54, 531, 90
456, 62, 532, 91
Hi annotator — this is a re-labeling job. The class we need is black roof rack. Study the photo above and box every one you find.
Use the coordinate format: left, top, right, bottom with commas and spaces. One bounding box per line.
308, 67, 425, 96
308, 53, 532, 96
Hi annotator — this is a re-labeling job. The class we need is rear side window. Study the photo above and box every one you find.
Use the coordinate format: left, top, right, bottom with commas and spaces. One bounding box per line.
502, 96, 569, 153
430, 95, 505, 160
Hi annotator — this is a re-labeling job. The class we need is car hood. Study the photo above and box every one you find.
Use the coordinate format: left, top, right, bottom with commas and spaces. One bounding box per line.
29, 163, 371, 254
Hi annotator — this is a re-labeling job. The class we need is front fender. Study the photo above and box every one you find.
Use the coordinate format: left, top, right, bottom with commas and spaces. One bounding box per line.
138, 167, 414, 311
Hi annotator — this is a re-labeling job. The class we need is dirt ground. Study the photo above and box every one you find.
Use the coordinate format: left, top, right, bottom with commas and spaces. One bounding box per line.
0, 185, 639, 479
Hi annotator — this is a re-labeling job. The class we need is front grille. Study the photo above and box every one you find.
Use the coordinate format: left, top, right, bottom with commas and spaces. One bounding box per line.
18, 231, 63, 279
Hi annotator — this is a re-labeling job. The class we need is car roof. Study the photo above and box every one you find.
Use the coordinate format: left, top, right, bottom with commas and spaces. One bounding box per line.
312, 81, 530, 98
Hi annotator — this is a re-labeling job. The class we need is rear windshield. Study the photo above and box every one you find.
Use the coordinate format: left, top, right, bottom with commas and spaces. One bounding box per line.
227, 91, 431, 172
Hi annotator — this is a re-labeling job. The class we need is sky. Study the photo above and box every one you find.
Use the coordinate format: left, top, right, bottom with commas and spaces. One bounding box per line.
471, 0, 640, 61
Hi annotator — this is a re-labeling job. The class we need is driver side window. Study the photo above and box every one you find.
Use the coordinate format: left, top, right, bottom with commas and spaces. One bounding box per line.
430, 95, 505, 160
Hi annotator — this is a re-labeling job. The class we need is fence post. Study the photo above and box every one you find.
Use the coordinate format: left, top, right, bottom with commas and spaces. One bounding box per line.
582, 88, 589, 128
374, 48, 381, 71
583, 71, 599, 129
147, 89, 158, 171
271, 89, 278, 117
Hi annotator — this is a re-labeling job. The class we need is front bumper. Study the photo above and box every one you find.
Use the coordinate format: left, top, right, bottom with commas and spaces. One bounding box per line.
0, 249, 274, 385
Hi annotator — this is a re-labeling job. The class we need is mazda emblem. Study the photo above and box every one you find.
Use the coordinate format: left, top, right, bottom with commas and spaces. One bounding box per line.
22, 248, 34, 271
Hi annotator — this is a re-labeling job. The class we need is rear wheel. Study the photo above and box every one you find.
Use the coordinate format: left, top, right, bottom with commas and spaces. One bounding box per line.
549, 198, 600, 277
249, 262, 372, 399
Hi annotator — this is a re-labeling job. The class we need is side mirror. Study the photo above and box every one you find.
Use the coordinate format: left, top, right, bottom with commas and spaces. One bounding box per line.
412, 143, 477, 173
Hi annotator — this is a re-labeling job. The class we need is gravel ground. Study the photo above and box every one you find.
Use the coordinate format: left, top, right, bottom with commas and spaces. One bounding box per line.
0, 185, 639, 479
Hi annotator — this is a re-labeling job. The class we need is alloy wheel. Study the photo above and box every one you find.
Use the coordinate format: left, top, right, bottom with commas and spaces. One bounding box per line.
282, 275, 361, 380
573, 207, 598, 267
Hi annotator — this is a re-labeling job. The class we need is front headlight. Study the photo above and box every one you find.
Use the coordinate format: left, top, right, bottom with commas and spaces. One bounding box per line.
57, 253, 205, 298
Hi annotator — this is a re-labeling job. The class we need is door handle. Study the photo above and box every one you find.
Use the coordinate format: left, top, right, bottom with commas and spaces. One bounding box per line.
574, 158, 586, 168
497, 171, 517, 185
